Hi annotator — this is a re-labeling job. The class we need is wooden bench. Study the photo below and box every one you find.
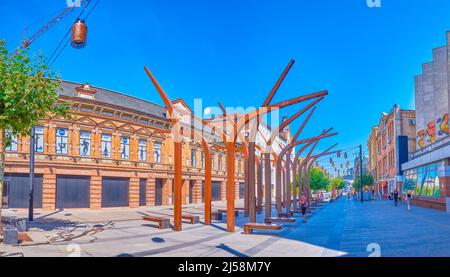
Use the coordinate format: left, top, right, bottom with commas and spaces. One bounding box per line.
264, 217, 296, 224
278, 211, 294, 218
243, 223, 282, 234
218, 209, 239, 217
143, 216, 170, 229
182, 214, 200, 224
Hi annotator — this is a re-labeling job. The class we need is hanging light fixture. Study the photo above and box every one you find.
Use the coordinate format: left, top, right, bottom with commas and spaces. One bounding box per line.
71, 19, 88, 49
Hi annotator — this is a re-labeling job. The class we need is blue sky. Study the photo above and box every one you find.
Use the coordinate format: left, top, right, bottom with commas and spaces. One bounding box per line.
1, 0, 450, 159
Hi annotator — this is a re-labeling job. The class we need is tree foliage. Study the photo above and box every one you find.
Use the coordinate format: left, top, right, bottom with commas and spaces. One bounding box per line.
0, 39, 68, 139
310, 167, 330, 191
329, 176, 346, 191
0, 38, 69, 228
353, 174, 374, 189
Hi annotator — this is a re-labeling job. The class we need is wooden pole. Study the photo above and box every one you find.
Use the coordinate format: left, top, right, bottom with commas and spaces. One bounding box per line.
226, 141, 236, 232
173, 141, 183, 231
248, 142, 256, 222
264, 153, 272, 219
257, 158, 263, 214
202, 139, 212, 225
285, 153, 291, 212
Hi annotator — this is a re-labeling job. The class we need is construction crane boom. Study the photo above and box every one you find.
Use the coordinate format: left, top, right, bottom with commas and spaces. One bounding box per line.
21, 0, 90, 49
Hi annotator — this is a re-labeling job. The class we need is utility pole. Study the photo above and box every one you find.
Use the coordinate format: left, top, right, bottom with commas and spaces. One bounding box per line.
28, 126, 35, 221
359, 144, 363, 203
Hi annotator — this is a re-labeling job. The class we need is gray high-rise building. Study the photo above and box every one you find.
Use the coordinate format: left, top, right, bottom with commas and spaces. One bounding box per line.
402, 31, 450, 212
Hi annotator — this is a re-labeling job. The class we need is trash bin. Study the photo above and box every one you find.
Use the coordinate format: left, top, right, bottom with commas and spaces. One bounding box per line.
3, 227, 19, 245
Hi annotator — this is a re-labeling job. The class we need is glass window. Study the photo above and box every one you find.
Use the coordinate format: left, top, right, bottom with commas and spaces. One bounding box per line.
201, 152, 205, 168
101, 134, 112, 158
5, 130, 18, 152
191, 149, 196, 167
35, 126, 44, 153
218, 154, 222, 170
211, 154, 215, 170
403, 163, 441, 199
56, 128, 68, 155
154, 142, 162, 163
121, 137, 130, 160
79, 131, 91, 156
138, 140, 147, 161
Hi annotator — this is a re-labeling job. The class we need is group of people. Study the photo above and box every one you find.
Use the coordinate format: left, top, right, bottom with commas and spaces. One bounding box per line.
393, 189, 413, 211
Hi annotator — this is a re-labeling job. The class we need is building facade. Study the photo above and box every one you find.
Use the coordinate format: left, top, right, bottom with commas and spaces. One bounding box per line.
367, 126, 379, 188
401, 31, 450, 212
1, 81, 251, 210
369, 105, 416, 195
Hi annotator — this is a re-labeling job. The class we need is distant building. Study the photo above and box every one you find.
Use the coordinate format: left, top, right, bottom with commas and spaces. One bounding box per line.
401, 31, 450, 212
367, 126, 379, 187
366, 105, 416, 195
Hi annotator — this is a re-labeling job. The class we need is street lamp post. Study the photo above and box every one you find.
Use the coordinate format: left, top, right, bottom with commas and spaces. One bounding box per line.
360, 144, 364, 203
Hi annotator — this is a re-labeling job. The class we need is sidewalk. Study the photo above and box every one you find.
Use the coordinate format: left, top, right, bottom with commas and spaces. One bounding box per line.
1, 198, 450, 257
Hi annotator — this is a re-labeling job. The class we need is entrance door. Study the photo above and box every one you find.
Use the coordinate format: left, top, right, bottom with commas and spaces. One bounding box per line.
155, 179, 163, 206
102, 177, 129, 208
56, 175, 90, 209
212, 181, 222, 201
189, 181, 194, 204
139, 179, 147, 207
6, 174, 43, 209
202, 181, 205, 203
239, 183, 245, 199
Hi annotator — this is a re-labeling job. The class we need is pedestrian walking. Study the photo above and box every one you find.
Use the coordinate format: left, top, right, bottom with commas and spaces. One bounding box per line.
406, 190, 412, 211
394, 189, 399, 206
300, 193, 308, 223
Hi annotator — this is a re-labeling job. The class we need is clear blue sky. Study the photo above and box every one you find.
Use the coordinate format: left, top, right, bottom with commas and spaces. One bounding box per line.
1, 0, 450, 158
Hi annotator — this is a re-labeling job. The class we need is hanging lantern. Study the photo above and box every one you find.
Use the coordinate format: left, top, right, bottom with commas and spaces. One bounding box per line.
330, 158, 333, 164
71, 19, 88, 49
316, 161, 319, 167
337, 152, 341, 158
340, 164, 343, 169
344, 152, 348, 159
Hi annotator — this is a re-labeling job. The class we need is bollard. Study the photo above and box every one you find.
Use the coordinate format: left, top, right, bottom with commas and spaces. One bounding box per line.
3, 227, 19, 245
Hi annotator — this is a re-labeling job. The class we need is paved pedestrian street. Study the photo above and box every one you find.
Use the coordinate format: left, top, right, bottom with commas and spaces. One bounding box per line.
2, 198, 450, 257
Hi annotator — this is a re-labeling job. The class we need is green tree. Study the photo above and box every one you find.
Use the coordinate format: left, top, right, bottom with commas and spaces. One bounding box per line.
0, 39, 69, 230
309, 167, 330, 192
353, 174, 374, 190
329, 176, 346, 191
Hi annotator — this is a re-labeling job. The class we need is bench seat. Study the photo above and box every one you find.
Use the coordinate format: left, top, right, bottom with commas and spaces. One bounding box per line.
143, 216, 170, 229
264, 217, 296, 224
243, 223, 282, 234
182, 214, 200, 224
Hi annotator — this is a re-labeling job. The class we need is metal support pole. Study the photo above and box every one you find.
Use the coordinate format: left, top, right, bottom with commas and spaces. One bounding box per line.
28, 126, 36, 222
360, 144, 364, 203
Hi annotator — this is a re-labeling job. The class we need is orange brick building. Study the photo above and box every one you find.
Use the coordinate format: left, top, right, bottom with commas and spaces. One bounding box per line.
370, 105, 416, 195
1, 81, 245, 210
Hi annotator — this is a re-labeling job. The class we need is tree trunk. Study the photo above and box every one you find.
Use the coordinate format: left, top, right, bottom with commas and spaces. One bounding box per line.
0, 128, 6, 236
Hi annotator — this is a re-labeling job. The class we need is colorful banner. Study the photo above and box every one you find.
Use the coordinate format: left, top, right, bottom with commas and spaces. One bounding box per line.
417, 113, 449, 149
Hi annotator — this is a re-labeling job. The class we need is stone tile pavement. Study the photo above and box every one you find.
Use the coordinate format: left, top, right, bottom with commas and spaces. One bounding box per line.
1, 198, 450, 257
